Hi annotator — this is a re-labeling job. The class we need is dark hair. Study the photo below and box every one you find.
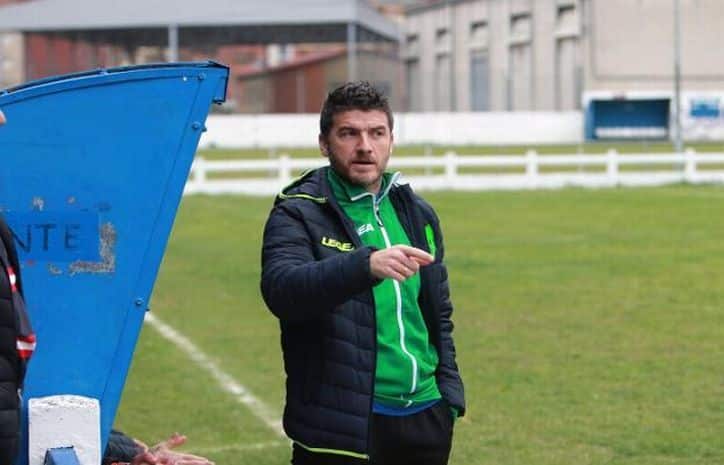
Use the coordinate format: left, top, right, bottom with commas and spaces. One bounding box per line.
319, 81, 393, 137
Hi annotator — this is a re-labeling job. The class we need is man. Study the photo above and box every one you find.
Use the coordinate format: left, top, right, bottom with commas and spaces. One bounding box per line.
261, 82, 465, 465
0, 108, 37, 465
0, 109, 212, 465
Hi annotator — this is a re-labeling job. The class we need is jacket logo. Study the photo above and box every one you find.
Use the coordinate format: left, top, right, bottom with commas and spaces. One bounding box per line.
321, 236, 354, 252
357, 223, 374, 237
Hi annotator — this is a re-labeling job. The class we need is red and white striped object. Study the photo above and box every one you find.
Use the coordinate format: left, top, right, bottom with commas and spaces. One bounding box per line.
6, 265, 17, 292
17, 333, 37, 360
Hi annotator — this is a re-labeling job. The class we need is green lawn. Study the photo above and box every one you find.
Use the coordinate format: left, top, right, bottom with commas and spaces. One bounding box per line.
116, 185, 724, 465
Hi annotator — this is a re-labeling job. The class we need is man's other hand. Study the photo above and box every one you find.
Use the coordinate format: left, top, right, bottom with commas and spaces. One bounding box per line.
132, 433, 214, 465
370, 245, 434, 282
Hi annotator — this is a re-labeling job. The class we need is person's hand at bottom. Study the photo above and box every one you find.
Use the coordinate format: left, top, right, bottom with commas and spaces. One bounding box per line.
132, 433, 214, 465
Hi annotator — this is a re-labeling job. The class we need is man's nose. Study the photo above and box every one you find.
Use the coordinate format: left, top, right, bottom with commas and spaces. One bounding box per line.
357, 132, 372, 152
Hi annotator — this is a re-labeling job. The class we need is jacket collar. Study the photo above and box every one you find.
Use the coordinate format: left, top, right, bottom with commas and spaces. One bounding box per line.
327, 168, 401, 205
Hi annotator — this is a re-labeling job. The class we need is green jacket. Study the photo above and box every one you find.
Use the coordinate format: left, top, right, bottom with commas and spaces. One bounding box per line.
261, 166, 465, 457
328, 170, 441, 408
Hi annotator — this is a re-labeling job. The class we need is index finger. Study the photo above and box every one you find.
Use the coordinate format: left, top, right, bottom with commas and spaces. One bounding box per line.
396, 245, 434, 265
150, 434, 186, 453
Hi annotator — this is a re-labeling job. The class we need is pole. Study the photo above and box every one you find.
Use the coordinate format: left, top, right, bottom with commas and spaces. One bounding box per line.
167, 24, 179, 63
0, 34, 5, 88
347, 23, 357, 83
673, 0, 683, 153
448, 0, 456, 111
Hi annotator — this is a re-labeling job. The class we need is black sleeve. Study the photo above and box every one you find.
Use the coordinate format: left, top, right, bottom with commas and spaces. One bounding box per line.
260, 203, 378, 322
102, 430, 143, 465
429, 211, 466, 417
0, 217, 22, 295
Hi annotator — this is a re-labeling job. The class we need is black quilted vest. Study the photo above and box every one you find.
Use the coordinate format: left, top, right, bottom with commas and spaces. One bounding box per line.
0, 217, 32, 465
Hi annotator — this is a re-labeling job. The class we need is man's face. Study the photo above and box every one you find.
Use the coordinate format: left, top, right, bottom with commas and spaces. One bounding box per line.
320, 109, 393, 194
0, 110, 5, 126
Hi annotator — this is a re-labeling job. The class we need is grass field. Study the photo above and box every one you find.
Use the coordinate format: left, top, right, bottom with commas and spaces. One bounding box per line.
115, 184, 724, 465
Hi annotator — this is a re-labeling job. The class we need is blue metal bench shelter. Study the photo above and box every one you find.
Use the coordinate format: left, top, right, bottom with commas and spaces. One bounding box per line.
0, 61, 229, 465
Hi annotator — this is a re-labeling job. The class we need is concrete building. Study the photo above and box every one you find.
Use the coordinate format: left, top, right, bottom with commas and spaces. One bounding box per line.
237, 47, 401, 113
0, 0, 25, 88
0, 32, 24, 89
0, 0, 400, 110
402, 0, 724, 115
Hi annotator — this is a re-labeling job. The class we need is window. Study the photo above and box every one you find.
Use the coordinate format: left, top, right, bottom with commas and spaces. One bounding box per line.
509, 44, 532, 110
470, 50, 490, 111
555, 37, 581, 110
435, 54, 451, 111
405, 33, 419, 57
405, 58, 421, 111
470, 21, 488, 44
510, 13, 532, 43
435, 28, 451, 52
556, 4, 579, 36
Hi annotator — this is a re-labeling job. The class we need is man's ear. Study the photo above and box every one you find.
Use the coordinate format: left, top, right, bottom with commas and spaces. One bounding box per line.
319, 134, 329, 157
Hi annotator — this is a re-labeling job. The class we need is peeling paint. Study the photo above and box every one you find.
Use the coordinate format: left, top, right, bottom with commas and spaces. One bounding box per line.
47, 264, 62, 275
67, 196, 76, 205
69, 222, 116, 275
32, 197, 45, 211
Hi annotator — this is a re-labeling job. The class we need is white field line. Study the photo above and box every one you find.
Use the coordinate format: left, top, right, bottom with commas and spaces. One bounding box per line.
191, 440, 289, 454
144, 312, 285, 438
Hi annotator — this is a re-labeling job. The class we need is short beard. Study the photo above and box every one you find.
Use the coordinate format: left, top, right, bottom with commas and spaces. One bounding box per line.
328, 155, 382, 192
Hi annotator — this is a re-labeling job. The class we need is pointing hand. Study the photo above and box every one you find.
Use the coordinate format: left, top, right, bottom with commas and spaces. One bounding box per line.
370, 245, 434, 282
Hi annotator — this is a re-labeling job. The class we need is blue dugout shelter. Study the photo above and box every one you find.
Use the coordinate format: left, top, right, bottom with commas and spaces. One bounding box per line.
584, 93, 671, 141
0, 61, 229, 464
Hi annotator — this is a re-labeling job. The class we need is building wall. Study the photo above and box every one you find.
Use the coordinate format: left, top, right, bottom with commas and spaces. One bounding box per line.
404, 0, 585, 112
271, 62, 327, 113
0, 0, 26, 88
405, 0, 724, 112
237, 51, 401, 114
23, 33, 131, 82
347, 51, 401, 110
319, 51, 401, 111
0, 32, 24, 88
583, 0, 724, 92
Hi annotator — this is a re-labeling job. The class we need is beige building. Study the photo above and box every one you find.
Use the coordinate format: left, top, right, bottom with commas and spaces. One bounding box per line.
0, 33, 23, 89
403, 0, 724, 112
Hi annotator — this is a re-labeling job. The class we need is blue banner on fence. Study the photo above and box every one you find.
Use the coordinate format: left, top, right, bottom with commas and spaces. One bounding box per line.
689, 98, 721, 118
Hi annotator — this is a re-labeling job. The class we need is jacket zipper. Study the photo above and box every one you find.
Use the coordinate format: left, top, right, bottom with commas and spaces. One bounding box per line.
373, 201, 418, 398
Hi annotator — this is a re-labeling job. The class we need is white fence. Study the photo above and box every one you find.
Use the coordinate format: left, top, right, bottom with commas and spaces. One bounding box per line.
183, 150, 724, 196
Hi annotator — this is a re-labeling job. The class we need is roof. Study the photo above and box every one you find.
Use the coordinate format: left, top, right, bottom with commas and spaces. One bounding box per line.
0, 0, 400, 44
